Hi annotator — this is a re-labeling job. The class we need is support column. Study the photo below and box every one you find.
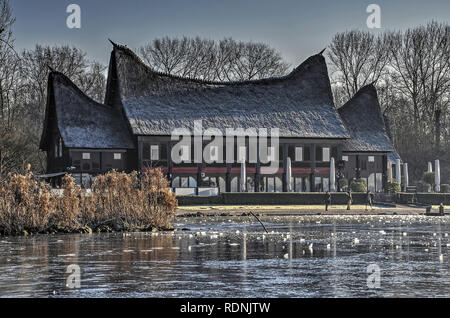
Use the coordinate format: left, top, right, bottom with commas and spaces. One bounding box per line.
435, 159, 441, 192
226, 163, 231, 192
355, 155, 361, 179
382, 154, 388, 192
168, 142, 173, 187
310, 144, 316, 192
282, 143, 288, 192
138, 139, 143, 171
403, 163, 409, 191
395, 159, 401, 185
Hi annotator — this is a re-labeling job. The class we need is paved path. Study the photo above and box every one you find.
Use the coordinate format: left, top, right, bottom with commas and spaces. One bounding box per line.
176, 204, 442, 217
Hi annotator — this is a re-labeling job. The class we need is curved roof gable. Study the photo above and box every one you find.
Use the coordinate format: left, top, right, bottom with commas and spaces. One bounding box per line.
40, 71, 134, 150
338, 84, 395, 153
108, 43, 350, 139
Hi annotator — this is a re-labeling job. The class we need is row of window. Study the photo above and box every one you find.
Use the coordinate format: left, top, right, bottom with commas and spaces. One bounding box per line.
143, 143, 337, 163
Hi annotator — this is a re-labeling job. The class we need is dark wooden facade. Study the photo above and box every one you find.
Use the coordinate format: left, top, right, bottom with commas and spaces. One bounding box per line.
40, 42, 400, 192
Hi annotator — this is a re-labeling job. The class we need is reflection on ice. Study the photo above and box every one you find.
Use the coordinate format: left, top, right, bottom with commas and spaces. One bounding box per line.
0, 215, 448, 297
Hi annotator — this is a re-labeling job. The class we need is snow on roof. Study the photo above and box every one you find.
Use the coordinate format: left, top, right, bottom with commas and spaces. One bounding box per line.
338, 84, 395, 153
43, 72, 134, 150
111, 43, 350, 139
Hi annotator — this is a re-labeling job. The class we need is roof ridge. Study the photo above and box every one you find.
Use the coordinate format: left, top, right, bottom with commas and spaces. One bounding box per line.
49, 71, 117, 112
110, 40, 324, 86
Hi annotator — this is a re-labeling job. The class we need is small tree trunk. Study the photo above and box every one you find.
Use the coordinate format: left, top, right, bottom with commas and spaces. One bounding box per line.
435, 109, 441, 152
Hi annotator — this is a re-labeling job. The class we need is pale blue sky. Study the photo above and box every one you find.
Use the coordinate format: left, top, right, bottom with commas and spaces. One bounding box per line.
9, 0, 450, 66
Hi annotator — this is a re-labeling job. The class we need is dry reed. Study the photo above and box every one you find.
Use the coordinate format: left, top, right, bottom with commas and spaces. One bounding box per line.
0, 170, 177, 235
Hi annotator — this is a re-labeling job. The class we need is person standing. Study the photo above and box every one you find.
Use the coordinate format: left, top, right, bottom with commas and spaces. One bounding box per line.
325, 191, 331, 212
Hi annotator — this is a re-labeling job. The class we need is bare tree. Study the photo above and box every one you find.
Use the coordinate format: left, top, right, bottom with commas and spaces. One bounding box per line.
139, 36, 289, 81
327, 30, 391, 104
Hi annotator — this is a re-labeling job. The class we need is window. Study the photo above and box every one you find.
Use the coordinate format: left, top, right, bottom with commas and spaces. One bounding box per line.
54, 142, 58, 159
114, 153, 122, 160
209, 146, 219, 162
323, 147, 330, 162
342, 156, 349, 161
82, 153, 91, 160
151, 145, 159, 160
238, 146, 246, 162
368, 156, 375, 162
295, 147, 303, 162
180, 145, 190, 162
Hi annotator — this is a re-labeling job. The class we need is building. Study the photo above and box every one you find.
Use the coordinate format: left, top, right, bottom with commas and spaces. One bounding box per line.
39, 41, 400, 192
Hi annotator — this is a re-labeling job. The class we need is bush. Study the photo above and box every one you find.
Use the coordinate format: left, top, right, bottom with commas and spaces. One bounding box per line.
441, 184, 450, 193
386, 181, 401, 194
423, 172, 435, 187
350, 179, 367, 192
0, 170, 177, 235
338, 178, 348, 191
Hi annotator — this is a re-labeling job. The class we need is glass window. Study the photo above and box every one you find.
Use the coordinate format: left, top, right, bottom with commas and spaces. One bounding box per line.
295, 147, 303, 162
368, 156, 375, 162
231, 177, 238, 192
172, 177, 180, 188
323, 178, 330, 192
180, 145, 190, 162
189, 177, 197, 188
181, 177, 189, 188
210, 146, 219, 162
342, 155, 349, 161
114, 153, 122, 160
323, 147, 330, 162
82, 153, 91, 160
151, 145, 159, 160
295, 177, 303, 192
315, 177, 322, 192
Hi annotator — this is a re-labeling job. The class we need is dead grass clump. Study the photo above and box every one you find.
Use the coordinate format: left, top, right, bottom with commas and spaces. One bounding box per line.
0, 170, 177, 235
0, 173, 52, 235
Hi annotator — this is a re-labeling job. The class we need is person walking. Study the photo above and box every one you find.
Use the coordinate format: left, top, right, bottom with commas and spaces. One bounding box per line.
346, 189, 352, 210
366, 190, 374, 211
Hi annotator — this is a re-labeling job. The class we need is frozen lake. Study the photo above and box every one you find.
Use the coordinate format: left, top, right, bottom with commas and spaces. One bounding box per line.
0, 215, 449, 297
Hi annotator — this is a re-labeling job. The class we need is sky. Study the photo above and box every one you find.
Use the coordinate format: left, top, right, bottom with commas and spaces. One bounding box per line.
9, 0, 450, 67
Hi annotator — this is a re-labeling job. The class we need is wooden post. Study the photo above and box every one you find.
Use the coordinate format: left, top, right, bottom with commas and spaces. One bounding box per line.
226, 163, 231, 192
355, 155, 361, 179
282, 143, 288, 192
168, 142, 173, 187
310, 144, 316, 192
382, 154, 388, 192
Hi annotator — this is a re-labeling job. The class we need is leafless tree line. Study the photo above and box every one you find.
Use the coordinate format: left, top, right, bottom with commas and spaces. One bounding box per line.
328, 22, 450, 183
0, 0, 106, 180
138, 36, 290, 81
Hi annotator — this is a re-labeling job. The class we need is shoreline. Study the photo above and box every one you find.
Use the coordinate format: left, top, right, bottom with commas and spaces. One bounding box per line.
177, 205, 449, 217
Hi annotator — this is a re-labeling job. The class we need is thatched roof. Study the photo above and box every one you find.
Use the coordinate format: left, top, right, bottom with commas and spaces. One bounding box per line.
338, 84, 395, 153
40, 71, 134, 150
107, 43, 350, 139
